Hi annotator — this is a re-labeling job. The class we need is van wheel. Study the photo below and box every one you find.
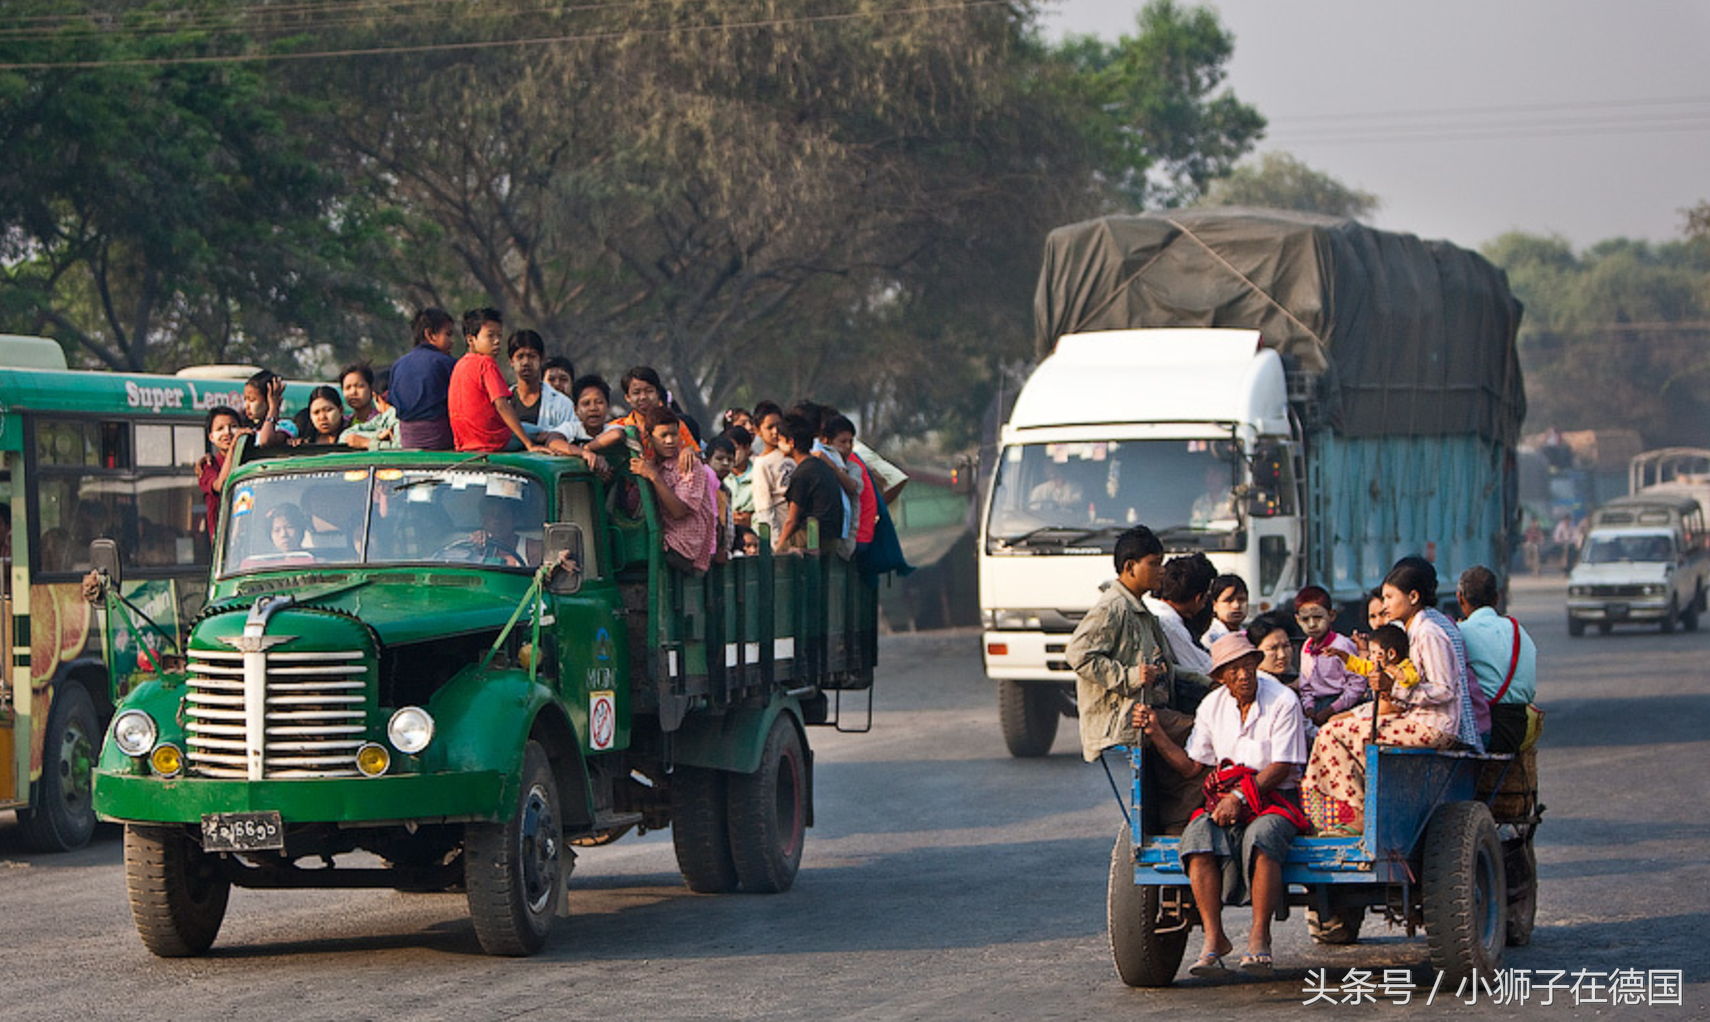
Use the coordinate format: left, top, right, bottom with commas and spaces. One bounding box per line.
18, 681, 99, 852
726, 715, 807, 893
465, 741, 563, 956
125, 825, 230, 957
671, 765, 739, 893
1660, 598, 1678, 634
998, 680, 1060, 758
1566, 617, 1585, 637
1682, 591, 1701, 631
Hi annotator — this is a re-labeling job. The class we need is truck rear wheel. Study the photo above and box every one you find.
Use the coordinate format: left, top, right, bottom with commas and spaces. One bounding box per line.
18, 680, 99, 852
465, 741, 563, 956
726, 714, 807, 893
1107, 828, 1189, 986
671, 765, 739, 893
1421, 801, 1506, 984
998, 680, 1060, 758
124, 825, 230, 957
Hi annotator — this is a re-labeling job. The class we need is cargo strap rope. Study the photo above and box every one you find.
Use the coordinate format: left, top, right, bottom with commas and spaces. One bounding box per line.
478, 561, 558, 681
1164, 217, 1330, 353
101, 585, 169, 675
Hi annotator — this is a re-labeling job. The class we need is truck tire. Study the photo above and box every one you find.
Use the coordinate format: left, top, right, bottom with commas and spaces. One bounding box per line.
18, 680, 99, 852
1306, 905, 1365, 945
1566, 617, 1585, 637
1504, 836, 1537, 946
671, 765, 740, 893
1661, 597, 1678, 634
998, 680, 1059, 758
1421, 801, 1506, 984
1107, 828, 1188, 987
465, 741, 564, 956
124, 825, 231, 957
726, 714, 807, 893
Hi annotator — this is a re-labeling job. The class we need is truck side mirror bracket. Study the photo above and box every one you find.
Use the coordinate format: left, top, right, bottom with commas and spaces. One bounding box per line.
543, 523, 584, 595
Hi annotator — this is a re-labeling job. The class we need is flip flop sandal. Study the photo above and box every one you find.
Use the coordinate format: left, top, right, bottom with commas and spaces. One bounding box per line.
1188, 950, 1228, 978
1239, 951, 1275, 977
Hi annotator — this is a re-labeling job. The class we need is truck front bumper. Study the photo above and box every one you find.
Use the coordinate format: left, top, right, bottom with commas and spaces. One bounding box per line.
981, 630, 1080, 682
94, 769, 507, 826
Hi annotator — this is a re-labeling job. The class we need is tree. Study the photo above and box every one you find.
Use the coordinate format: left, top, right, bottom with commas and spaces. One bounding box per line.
1201, 151, 1379, 220
1050, 0, 1266, 208
0, 1, 395, 373
1485, 230, 1710, 448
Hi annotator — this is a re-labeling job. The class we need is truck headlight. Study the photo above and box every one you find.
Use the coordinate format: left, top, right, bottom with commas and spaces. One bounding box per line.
356, 743, 391, 777
388, 707, 435, 754
112, 710, 158, 757
991, 610, 1042, 630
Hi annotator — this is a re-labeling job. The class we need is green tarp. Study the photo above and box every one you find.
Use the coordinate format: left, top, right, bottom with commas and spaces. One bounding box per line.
1033, 208, 1525, 444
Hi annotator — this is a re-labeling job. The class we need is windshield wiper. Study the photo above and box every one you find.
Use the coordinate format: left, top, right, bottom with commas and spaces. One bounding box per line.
390, 452, 493, 493
1063, 526, 1127, 547
998, 526, 1094, 548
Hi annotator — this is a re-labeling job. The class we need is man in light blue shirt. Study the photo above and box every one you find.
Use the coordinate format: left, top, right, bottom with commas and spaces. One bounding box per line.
1456, 565, 1537, 754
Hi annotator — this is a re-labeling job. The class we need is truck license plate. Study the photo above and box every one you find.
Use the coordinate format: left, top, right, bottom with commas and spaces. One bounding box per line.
201, 811, 284, 852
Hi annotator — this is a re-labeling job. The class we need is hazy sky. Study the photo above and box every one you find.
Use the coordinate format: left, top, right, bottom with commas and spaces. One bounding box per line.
1041, 0, 1710, 252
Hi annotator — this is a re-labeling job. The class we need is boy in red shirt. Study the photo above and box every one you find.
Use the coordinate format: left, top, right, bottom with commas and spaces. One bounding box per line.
449, 308, 567, 454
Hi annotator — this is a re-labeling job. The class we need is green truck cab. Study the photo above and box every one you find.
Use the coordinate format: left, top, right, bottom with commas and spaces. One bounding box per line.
93, 443, 876, 956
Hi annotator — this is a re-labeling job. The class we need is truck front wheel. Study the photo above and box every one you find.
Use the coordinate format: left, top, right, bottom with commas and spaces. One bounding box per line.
726, 715, 807, 893
998, 680, 1060, 758
465, 741, 564, 956
124, 825, 231, 957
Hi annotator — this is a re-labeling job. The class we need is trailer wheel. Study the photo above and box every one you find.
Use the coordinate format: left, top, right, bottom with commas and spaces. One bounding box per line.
1566, 617, 1585, 637
998, 680, 1060, 758
1504, 834, 1537, 946
124, 825, 230, 957
1306, 905, 1365, 945
18, 680, 99, 852
465, 741, 563, 956
1421, 801, 1506, 983
1107, 828, 1189, 987
670, 765, 739, 893
726, 714, 807, 893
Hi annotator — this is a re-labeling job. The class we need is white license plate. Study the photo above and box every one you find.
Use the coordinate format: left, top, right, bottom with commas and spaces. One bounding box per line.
201, 811, 284, 851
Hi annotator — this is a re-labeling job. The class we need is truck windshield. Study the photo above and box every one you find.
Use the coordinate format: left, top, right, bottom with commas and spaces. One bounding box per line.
219, 467, 547, 575
1582, 533, 1676, 564
985, 440, 1240, 552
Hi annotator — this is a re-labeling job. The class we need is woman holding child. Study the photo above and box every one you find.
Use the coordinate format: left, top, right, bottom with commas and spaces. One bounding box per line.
1302, 559, 1479, 833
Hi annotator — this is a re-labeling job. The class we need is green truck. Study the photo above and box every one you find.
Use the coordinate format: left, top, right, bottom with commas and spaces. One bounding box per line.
93, 442, 877, 956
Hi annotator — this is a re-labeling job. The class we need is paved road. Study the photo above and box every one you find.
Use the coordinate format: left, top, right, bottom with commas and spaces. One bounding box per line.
2, 577, 1705, 1020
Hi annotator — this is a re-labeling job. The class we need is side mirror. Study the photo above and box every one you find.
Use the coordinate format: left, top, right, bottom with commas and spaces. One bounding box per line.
90, 538, 122, 588
1250, 441, 1284, 489
543, 523, 584, 595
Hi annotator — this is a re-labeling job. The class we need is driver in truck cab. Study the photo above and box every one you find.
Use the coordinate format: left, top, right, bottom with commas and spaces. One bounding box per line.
1067, 526, 1213, 834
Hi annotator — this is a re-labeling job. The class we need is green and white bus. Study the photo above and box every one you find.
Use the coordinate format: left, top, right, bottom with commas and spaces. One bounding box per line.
0, 335, 314, 849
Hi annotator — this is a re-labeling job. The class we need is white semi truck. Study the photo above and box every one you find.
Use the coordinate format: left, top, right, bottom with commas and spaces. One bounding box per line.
980, 210, 1525, 756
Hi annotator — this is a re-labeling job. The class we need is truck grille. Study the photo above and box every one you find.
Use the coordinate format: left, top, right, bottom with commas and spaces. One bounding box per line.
185, 649, 370, 779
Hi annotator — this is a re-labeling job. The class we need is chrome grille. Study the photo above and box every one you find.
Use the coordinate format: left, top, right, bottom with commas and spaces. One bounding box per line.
185, 649, 370, 778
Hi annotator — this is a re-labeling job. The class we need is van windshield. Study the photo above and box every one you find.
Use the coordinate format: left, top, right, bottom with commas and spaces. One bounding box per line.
1582, 533, 1676, 564
985, 440, 1241, 553
218, 467, 546, 575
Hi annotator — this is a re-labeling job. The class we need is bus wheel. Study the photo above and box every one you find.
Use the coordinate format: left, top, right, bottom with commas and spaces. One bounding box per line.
465, 741, 563, 956
998, 680, 1060, 758
125, 825, 230, 957
727, 715, 807, 893
671, 765, 739, 893
19, 681, 99, 851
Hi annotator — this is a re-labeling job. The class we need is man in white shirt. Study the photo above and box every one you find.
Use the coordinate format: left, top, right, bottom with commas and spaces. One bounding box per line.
1144, 552, 1216, 675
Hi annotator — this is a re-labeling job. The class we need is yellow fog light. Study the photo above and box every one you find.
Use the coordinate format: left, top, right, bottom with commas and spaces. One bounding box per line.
356, 743, 390, 777
149, 743, 183, 778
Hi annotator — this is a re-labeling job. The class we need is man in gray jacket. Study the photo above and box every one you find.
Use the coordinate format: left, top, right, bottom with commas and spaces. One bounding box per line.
1068, 525, 1213, 833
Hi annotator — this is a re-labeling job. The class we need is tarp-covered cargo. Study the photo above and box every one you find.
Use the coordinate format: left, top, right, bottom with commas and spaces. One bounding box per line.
1033, 208, 1525, 445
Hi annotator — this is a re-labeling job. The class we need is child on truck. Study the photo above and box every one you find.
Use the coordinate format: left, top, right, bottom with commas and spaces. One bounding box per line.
628, 405, 717, 574
448, 308, 564, 455
1293, 585, 1366, 727
1330, 623, 1416, 719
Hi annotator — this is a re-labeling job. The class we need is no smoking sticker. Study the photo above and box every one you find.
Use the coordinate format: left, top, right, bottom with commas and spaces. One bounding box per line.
589, 691, 615, 751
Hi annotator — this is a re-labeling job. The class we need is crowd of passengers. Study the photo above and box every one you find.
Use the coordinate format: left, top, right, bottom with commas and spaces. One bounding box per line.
1067, 526, 1541, 979
195, 307, 910, 574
